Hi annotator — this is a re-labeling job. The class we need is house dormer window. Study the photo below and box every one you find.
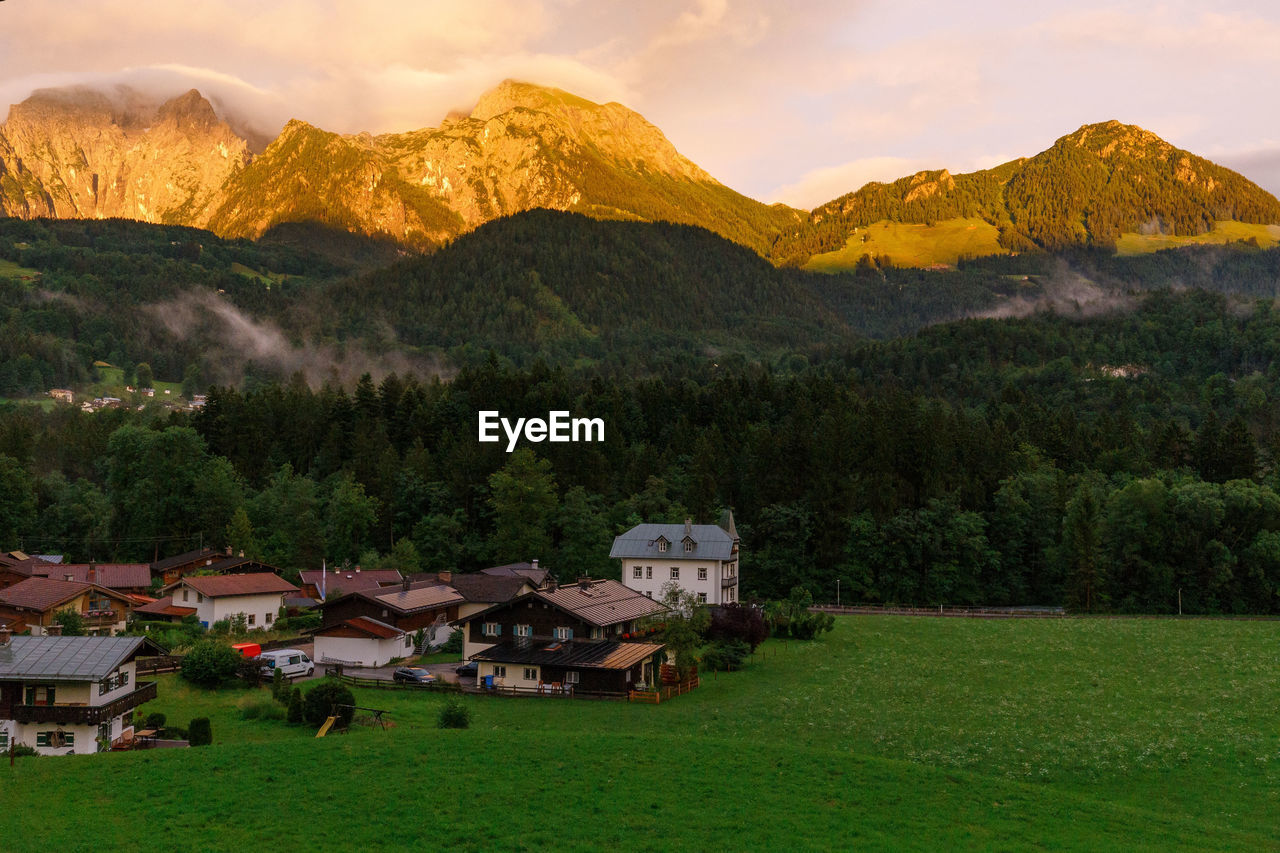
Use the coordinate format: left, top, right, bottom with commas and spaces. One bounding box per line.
656, 537, 669, 553
554, 626, 573, 640
683, 539, 695, 553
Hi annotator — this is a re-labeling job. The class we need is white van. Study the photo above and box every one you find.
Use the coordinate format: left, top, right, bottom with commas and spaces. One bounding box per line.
259, 649, 315, 679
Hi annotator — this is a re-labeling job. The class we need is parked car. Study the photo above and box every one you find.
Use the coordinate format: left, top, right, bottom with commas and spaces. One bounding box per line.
258, 649, 314, 679
392, 666, 437, 684
455, 661, 478, 677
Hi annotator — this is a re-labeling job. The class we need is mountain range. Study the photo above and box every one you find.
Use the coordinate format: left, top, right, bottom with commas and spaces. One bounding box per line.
1, 80, 1278, 267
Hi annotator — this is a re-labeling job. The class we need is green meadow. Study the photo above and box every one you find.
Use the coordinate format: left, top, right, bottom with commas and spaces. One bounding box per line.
1114, 220, 1280, 255
804, 217, 1008, 271
6, 616, 1280, 851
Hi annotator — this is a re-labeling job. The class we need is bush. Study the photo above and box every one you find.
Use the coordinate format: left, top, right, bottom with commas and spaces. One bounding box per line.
9, 744, 38, 759
209, 619, 230, 636
271, 667, 286, 702
789, 610, 835, 640
144, 712, 166, 730
180, 641, 240, 688
188, 717, 213, 746
303, 681, 355, 728
238, 695, 286, 721
705, 604, 769, 651
437, 628, 463, 654
287, 687, 304, 724
437, 698, 470, 729
701, 638, 751, 671
275, 612, 321, 633
52, 608, 86, 636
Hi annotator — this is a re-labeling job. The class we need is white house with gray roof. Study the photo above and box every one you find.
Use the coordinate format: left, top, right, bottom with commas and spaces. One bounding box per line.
0, 629, 164, 755
610, 513, 740, 605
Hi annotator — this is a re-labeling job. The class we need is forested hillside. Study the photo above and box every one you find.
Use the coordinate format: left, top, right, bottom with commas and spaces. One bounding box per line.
4, 283, 1280, 613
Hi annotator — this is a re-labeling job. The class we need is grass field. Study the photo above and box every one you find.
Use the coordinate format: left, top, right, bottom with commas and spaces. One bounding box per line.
5, 616, 1280, 850
0, 257, 40, 280
805, 218, 1008, 272
1114, 220, 1280, 255
231, 261, 292, 288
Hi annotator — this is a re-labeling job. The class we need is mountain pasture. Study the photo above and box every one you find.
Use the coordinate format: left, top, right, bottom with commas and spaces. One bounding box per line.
1114, 220, 1280, 255
5, 616, 1278, 850
804, 217, 1008, 272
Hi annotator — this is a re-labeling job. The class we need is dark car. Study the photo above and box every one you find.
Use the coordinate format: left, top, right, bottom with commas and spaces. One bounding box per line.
455, 661, 479, 677
392, 666, 437, 685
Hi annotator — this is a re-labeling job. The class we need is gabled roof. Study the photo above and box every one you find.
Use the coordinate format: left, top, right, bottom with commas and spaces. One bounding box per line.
314, 616, 405, 640
481, 562, 550, 586
132, 595, 198, 618
458, 579, 668, 628
31, 563, 151, 589
0, 635, 167, 681
169, 573, 298, 598
371, 583, 464, 613
448, 573, 530, 604
610, 523, 737, 561
298, 569, 402, 596
471, 640, 665, 670
0, 577, 126, 612
149, 547, 219, 574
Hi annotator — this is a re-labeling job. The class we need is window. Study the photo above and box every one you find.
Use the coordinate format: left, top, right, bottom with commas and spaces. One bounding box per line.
482, 622, 501, 637
99, 669, 130, 696
0, 731, 7, 749
492, 665, 507, 678
523, 667, 538, 681
697, 592, 707, 603
247, 613, 256, 627
564, 671, 579, 684
88, 594, 112, 612
645, 591, 652, 598
657, 539, 668, 552
514, 624, 531, 638
633, 566, 642, 579
182, 589, 189, 602
196, 593, 204, 603
698, 568, 708, 581
404, 635, 412, 648
670, 567, 680, 580
684, 540, 694, 553
554, 626, 573, 640
645, 566, 653, 579
266, 612, 273, 624
590, 626, 603, 639
35, 731, 74, 748
25, 685, 55, 706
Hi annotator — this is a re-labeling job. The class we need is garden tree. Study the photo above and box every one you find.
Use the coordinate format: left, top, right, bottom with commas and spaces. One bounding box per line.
188, 717, 213, 746
658, 582, 710, 676
323, 472, 379, 566
224, 506, 259, 561
554, 486, 613, 580
34, 474, 110, 562
303, 681, 356, 727
487, 448, 558, 564
248, 464, 324, 572
180, 641, 241, 688
705, 604, 769, 651
1062, 477, 1106, 612
287, 687, 304, 724
52, 608, 85, 636
0, 454, 36, 551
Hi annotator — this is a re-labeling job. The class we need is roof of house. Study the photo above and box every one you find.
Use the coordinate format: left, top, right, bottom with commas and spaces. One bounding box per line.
471, 640, 665, 670
609, 522, 737, 561
459, 579, 668, 628
202, 556, 282, 575
448, 573, 530, 604
150, 547, 219, 573
314, 616, 404, 640
0, 577, 92, 611
481, 562, 550, 586
31, 563, 151, 589
132, 595, 198, 618
299, 569, 402, 596
372, 583, 464, 613
0, 635, 166, 681
170, 573, 299, 598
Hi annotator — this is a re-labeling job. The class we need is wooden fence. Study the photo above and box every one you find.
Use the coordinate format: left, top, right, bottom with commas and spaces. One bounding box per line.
136, 655, 184, 675
628, 676, 699, 704
810, 604, 1066, 619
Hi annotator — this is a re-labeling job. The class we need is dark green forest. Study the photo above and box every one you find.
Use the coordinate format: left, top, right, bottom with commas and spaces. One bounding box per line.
4, 214, 1280, 613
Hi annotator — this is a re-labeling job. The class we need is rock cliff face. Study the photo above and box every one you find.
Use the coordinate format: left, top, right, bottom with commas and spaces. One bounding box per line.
0, 87, 250, 224
0, 80, 794, 253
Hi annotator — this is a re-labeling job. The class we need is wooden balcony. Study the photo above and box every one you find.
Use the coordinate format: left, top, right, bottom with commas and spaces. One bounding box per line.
12, 681, 157, 725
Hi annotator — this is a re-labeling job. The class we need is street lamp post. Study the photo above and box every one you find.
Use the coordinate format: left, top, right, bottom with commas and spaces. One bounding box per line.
837, 579, 841, 607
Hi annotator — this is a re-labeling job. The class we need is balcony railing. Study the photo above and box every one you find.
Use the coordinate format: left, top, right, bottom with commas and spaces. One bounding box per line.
721, 576, 737, 587
12, 681, 157, 726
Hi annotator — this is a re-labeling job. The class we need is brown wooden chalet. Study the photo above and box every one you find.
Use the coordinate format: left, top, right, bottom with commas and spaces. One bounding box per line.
28, 563, 152, 596
130, 595, 198, 623
0, 551, 52, 592
298, 568, 403, 600
150, 548, 280, 587
0, 577, 135, 636
455, 578, 670, 693
320, 579, 466, 635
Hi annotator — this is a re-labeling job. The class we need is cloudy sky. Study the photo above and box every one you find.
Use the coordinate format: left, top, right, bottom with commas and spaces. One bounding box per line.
3, 0, 1279, 208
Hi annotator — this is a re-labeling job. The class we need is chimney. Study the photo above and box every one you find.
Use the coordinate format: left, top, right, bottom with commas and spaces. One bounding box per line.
438, 571, 452, 584
46, 623, 63, 636
685, 518, 692, 536
545, 576, 558, 591
531, 558, 538, 569
88, 566, 96, 583
354, 566, 361, 573
225, 546, 232, 556
402, 577, 411, 592
238, 550, 245, 558
577, 576, 591, 591
0, 626, 11, 646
